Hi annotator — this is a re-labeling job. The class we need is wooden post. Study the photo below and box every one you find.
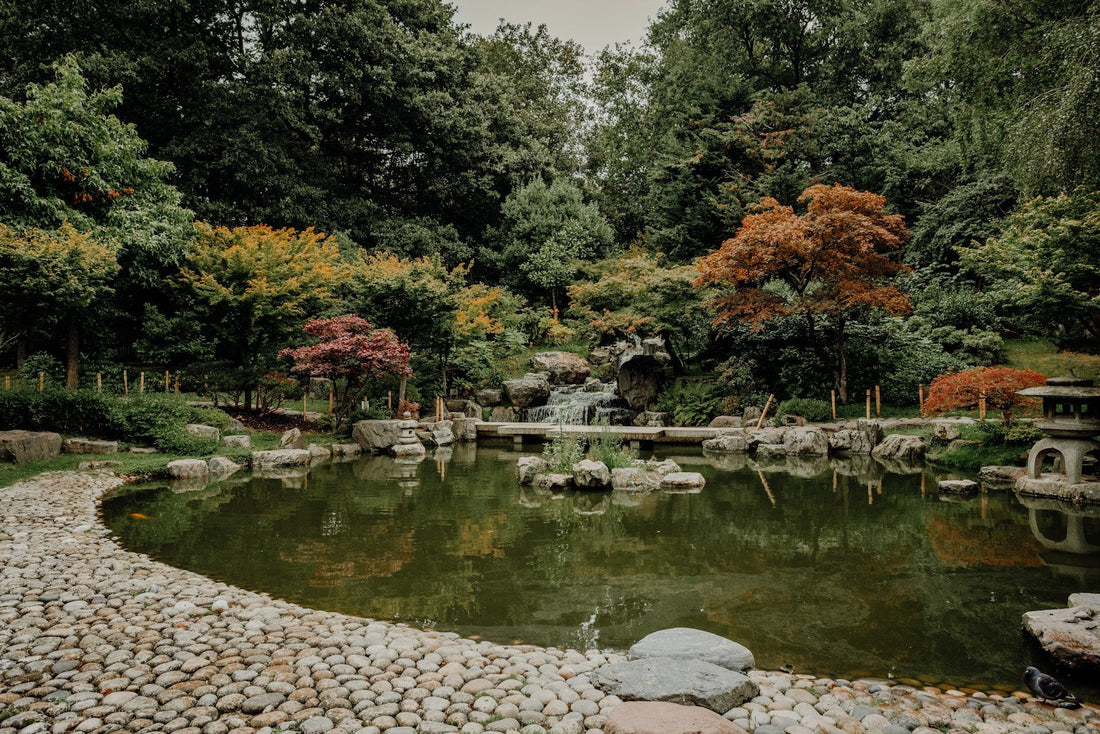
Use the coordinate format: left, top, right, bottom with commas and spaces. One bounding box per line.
174, 375, 180, 395
865, 389, 871, 419
831, 390, 837, 420
328, 385, 334, 414
979, 395, 987, 422
387, 391, 392, 411
302, 394, 307, 418
139, 371, 144, 393
97, 373, 102, 393
164, 370, 170, 392
38, 371, 44, 391
875, 385, 881, 416
918, 383, 924, 415
123, 370, 128, 395
4, 375, 9, 390
756, 394, 775, 430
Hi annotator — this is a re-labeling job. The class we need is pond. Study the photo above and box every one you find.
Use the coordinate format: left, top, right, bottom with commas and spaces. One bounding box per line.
100, 441, 1100, 695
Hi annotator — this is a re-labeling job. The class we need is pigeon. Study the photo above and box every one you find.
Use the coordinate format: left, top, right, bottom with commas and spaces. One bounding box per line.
1024, 666, 1080, 707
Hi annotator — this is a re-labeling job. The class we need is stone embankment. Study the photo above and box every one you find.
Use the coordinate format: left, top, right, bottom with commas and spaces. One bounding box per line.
2, 471, 1099, 734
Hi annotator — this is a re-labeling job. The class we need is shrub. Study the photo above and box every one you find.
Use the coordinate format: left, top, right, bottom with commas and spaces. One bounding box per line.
585, 419, 636, 469
543, 430, 585, 473
776, 398, 832, 422
924, 367, 1047, 425
0, 388, 121, 435
16, 353, 64, 387
656, 380, 723, 427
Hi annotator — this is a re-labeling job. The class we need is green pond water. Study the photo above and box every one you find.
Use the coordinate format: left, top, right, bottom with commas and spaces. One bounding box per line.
100, 441, 1100, 695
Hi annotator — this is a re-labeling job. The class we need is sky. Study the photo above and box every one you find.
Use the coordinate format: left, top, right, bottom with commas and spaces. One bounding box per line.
450, 0, 668, 54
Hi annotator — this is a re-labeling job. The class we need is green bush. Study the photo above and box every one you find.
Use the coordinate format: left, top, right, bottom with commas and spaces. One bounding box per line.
543, 430, 585, 473
16, 353, 65, 387
585, 419, 636, 469
656, 379, 723, 427
0, 388, 122, 435
776, 398, 832, 422
977, 420, 1044, 447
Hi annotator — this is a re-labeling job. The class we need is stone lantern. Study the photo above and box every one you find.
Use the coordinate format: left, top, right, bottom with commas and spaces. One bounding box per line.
1016, 373, 1100, 491
392, 412, 426, 458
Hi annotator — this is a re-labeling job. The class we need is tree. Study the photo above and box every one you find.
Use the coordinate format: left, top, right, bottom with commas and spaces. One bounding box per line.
280, 315, 412, 431
0, 57, 193, 367
179, 224, 343, 409
695, 183, 910, 402
923, 367, 1047, 425
0, 224, 118, 386
957, 187, 1100, 349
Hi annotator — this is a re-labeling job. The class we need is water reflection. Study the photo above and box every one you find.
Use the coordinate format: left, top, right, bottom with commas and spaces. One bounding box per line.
101, 444, 1100, 693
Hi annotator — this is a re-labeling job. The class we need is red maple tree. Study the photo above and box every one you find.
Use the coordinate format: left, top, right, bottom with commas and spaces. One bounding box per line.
279, 314, 412, 430
695, 183, 911, 402
923, 367, 1047, 425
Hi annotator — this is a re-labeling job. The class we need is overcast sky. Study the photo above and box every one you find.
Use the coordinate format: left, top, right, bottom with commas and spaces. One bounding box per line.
450, 0, 668, 54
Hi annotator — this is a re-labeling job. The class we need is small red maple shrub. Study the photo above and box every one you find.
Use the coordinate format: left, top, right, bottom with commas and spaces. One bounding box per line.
923, 367, 1047, 425
279, 314, 412, 431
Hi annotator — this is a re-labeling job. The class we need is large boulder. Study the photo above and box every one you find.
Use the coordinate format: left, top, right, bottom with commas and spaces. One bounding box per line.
629, 627, 755, 673
475, 388, 503, 407
634, 411, 669, 428
574, 459, 612, 489
530, 351, 590, 385
352, 420, 401, 454
451, 417, 480, 442
872, 433, 928, 464
1023, 597, 1100, 675
0, 430, 61, 463
829, 429, 875, 455
857, 418, 884, 446
207, 456, 242, 479
280, 428, 305, 450
931, 420, 961, 442
503, 372, 551, 408
516, 456, 548, 485
167, 459, 210, 479
702, 432, 750, 454
223, 434, 251, 448
783, 427, 829, 456
660, 472, 706, 491
617, 355, 662, 411
591, 658, 758, 713
489, 406, 516, 423
612, 467, 654, 490
251, 449, 311, 468
708, 415, 741, 429
605, 701, 747, 734
186, 424, 221, 441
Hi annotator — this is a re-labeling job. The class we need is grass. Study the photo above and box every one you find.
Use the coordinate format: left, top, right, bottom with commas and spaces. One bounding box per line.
1002, 338, 1100, 381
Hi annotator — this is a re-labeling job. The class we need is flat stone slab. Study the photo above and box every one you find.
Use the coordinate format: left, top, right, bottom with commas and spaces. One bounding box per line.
591, 658, 759, 713
1016, 476, 1100, 504
1023, 603, 1100, 675
938, 479, 979, 495
605, 701, 748, 734
62, 438, 119, 455
629, 628, 755, 672
251, 449, 311, 467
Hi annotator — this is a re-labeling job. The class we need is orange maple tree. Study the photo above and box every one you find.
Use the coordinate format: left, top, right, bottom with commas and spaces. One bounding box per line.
695, 183, 910, 402
923, 367, 1047, 425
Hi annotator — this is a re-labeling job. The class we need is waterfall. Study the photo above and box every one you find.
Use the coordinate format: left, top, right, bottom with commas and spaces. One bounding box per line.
526, 383, 627, 425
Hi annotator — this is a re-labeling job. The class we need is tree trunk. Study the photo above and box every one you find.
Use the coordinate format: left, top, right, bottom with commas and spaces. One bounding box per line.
16, 338, 26, 369
835, 317, 848, 405
397, 375, 407, 413
66, 316, 79, 389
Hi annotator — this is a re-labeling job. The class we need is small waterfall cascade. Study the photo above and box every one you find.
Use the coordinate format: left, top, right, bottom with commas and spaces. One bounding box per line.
526, 383, 626, 425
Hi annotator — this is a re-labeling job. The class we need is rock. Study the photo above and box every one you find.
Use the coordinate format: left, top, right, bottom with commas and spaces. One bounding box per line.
392, 441, 426, 458
611, 467, 653, 490
476, 388, 504, 407
186, 423, 221, 441
872, 434, 927, 464
748, 428, 786, 449
605, 701, 748, 734
77, 460, 120, 470
978, 465, 1025, 487
503, 373, 552, 408
1069, 593, 1100, 614
938, 479, 979, 495
1023, 603, 1100, 675
530, 351, 591, 385
634, 411, 669, 427
330, 442, 361, 456
755, 443, 786, 458
431, 428, 455, 447
660, 472, 706, 491
452, 417, 480, 441
222, 434, 251, 448
828, 429, 875, 455
591, 658, 759, 713
207, 456, 242, 478
931, 421, 961, 442
534, 473, 573, 490
857, 419, 884, 446
742, 406, 762, 427
0, 429, 62, 463
645, 458, 681, 476
280, 428, 305, 449
574, 459, 612, 489
251, 449, 311, 467
617, 354, 662, 411
167, 459, 210, 479
352, 420, 401, 453
708, 415, 741, 428
584, 377, 605, 392
780, 414, 807, 427
445, 399, 483, 418
516, 456, 548, 485
783, 427, 829, 456
628, 627, 755, 673
490, 406, 517, 422
702, 432, 750, 454
62, 438, 119, 455
308, 443, 331, 460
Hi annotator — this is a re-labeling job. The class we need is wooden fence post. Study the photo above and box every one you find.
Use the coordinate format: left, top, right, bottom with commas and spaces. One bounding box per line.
831, 390, 836, 420
123, 370, 128, 395
865, 389, 871, 419
97, 373, 102, 393
328, 385, 334, 414
918, 383, 924, 415
139, 371, 144, 393
875, 385, 881, 416
38, 372, 44, 391
756, 394, 775, 430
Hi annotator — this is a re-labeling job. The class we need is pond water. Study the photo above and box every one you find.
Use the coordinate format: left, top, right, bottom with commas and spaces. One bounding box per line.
100, 441, 1100, 694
